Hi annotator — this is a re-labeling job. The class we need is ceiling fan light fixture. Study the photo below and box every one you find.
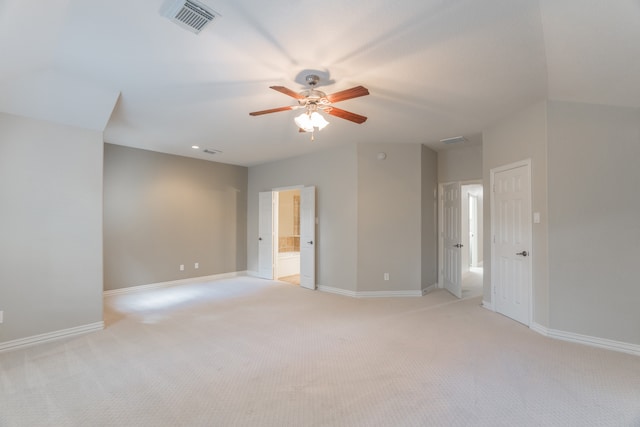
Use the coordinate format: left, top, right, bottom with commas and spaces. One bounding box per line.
294, 111, 329, 132
310, 112, 329, 130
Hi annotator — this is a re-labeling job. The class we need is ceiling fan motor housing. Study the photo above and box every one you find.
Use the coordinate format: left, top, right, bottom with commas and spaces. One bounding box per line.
305, 74, 320, 86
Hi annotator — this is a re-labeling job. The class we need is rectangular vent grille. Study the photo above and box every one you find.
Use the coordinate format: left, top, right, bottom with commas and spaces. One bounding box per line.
440, 136, 468, 145
203, 149, 222, 155
163, 0, 220, 34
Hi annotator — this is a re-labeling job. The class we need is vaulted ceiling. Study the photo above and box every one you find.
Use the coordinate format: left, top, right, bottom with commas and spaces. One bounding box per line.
1, 0, 639, 166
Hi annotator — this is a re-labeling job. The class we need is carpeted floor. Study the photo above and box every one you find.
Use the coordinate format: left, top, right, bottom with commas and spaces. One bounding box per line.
1, 276, 639, 426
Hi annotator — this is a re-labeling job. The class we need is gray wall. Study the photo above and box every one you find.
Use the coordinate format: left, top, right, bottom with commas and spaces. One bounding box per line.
103, 144, 247, 290
547, 101, 640, 345
247, 144, 359, 292
0, 113, 103, 343
437, 144, 483, 183
421, 145, 439, 289
356, 143, 423, 292
482, 101, 550, 325
247, 142, 439, 294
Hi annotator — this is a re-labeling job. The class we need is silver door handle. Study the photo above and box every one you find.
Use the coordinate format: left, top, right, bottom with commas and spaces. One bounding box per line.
454, 243, 463, 248
307, 241, 313, 245
516, 251, 528, 257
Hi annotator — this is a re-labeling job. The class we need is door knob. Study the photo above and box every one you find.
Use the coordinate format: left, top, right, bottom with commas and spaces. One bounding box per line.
258, 237, 262, 241
308, 240, 313, 245
454, 243, 464, 248
516, 251, 528, 256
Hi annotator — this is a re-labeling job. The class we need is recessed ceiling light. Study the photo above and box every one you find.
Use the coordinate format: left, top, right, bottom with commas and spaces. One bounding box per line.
192, 145, 200, 149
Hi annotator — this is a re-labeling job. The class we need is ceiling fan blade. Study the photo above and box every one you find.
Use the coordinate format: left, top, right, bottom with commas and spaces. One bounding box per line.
326, 107, 368, 124
326, 86, 370, 103
249, 106, 295, 116
270, 86, 305, 99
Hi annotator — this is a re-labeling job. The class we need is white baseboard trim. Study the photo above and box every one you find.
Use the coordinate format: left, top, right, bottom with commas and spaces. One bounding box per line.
355, 290, 424, 298
103, 271, 249, 296
0, 321, 104, 353
482, 300, 494, 311
245, 270, 260, 278
529, 322, 548, 336
318, 286, 425, 298
318, 285, 357, 297
422, 284, 437, 295
531, 322, 640, 357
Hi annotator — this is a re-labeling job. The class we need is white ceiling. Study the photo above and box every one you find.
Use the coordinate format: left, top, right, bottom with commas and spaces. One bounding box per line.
1, 0, 639, 166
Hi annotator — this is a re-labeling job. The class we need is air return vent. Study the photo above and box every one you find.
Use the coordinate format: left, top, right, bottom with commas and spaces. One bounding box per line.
162, 0, 220, 34
440, 136, 468, 145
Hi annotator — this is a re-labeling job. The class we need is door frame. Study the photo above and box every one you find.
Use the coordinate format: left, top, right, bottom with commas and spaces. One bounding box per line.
438, 179, 482, 293
489, 159, 533, 326
258, 185, 316, 289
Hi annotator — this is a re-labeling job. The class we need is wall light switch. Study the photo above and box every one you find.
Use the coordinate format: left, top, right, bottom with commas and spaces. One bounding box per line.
194, 262, 199, 269
384, 273, 390, 281
533, 212, 541, 224
0, 310, 4, 323
180, 264, 185, 271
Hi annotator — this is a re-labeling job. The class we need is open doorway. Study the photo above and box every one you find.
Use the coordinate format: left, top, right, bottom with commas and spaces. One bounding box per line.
275, 189, 301, 285
258, 186, 316, 289
460, 183, 483, 298
439, 180, 483, 299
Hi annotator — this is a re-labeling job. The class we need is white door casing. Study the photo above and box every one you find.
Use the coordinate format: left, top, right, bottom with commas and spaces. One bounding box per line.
258, 191, 275, 279
299, 186, 316, 290
442, 182, 462, 298
491, 160, 532, 326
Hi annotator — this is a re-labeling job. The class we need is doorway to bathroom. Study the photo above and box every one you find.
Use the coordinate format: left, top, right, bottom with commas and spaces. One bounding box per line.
275, 189, 301, 285
258, 186, 316, 289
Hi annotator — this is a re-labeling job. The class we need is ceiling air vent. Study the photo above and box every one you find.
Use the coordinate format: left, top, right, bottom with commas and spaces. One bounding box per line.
440, 136, 468, 145
203, 148, 222, 155
162, 0, 220, 34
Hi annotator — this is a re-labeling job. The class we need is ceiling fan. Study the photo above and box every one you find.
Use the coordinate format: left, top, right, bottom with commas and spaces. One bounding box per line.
249, 74, 369, 138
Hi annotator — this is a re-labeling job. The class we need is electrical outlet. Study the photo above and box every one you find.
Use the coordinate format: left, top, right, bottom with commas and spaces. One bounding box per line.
194, 262, 199, 269
384, 273, 389, 281
180, 264, 185, 271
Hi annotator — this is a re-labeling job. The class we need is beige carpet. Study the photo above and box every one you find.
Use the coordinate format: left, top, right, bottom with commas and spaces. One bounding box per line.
1, 276, 639, 426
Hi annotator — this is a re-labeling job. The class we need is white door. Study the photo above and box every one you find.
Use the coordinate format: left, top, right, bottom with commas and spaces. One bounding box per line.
442, 182, 462, 298
492, 162, 531, 326
469, 194, 478, 268
299, 186, 316, 290
258, 191, 274, 279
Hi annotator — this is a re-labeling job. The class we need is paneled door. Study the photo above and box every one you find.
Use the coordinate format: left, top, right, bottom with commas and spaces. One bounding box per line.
492, 161, 531, 326
258, 191, 274, 279
442, 182, 462, 298
299, 186, 316, 290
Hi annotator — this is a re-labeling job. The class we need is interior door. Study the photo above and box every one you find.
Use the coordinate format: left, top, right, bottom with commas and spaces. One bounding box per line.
299, 186, 316, 290
492, 163, 531, 325
258, 191, 274, 279
442, 182, 462, 298
469, 194, 478, 267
